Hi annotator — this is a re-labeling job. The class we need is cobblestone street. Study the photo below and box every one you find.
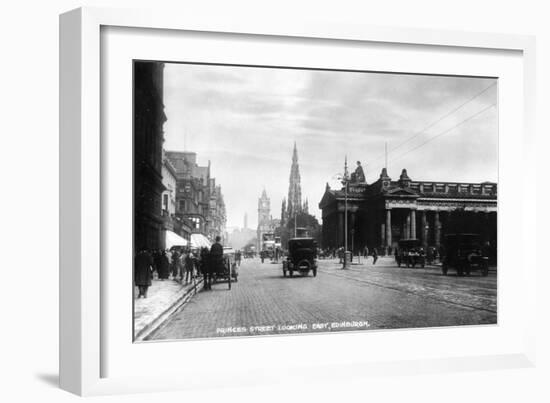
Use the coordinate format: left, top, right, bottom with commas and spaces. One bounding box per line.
148, 257, 496, 341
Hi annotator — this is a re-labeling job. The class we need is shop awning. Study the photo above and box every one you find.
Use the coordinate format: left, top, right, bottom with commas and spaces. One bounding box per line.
165, 230, 188, 249
190, 233, 212, 249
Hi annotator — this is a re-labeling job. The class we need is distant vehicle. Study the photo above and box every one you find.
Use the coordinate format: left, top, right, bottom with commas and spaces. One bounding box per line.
395, 239, 425, 268
441, 233, 489, 276
294, 227, 309, 238
273, 236, 282, 261
243, 245, 256, 259
261, 232, 276, 262
283, 237, 318, 277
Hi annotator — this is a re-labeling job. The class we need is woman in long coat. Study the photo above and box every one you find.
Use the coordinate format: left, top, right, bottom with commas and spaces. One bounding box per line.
134, 249, 153, 298
158, 250, 170, 280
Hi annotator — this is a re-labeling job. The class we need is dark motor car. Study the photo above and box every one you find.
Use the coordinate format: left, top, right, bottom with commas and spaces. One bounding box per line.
395, 239, 425, 268
441, 233, 489, 276
283, 237, 317, 277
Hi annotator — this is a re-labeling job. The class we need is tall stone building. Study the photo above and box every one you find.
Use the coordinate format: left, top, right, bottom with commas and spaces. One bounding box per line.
319, 167, 497, 256
134, 61, 166, 251
207, 178, 227, 242
165, 151, 209, 234
257, 189, 275, 250
165, 150, 226, 242
287, 142, 302, 218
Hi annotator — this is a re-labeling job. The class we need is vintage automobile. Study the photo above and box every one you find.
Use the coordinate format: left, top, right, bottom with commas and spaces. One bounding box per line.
395, 239, 425, 268
282, 237, 318, 277
441, 233, 489, 276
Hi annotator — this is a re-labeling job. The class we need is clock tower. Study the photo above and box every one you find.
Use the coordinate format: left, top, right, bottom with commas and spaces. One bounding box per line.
258, 189, 270, 226
257, 189, 272, 250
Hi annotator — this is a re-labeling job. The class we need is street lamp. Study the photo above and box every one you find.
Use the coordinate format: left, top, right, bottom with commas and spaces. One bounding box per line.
341, 157, 350, 269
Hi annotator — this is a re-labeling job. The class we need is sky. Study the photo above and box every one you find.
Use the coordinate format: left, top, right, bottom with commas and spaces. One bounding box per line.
162, 63, 498, 230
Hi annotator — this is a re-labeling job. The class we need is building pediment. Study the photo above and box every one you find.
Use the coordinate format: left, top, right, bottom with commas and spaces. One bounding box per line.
318, 190, 337, 209
385, 187, 419, 197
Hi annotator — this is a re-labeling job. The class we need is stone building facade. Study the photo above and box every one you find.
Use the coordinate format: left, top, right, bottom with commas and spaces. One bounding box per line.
134, 61, 166, 251
319, 167, 497, 255
165, 150, 226, 242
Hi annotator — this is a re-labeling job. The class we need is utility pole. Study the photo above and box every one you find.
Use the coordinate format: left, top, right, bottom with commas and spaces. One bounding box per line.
342, 156, 350, 269
385, 141, 388, 170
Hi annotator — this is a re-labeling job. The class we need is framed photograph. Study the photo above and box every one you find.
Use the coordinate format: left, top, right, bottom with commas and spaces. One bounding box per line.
60, 7, 537, 396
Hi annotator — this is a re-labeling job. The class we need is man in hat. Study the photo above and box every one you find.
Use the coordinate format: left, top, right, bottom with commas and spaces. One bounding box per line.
134, 247, 153, 298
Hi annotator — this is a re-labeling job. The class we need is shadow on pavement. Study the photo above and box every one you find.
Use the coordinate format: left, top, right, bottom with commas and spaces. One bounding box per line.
35, 373, 59, 388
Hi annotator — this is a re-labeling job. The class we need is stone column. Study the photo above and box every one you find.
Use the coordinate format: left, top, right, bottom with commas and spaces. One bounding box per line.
410, 209, 416, 239
350, 212, 356, 254
421, 210, 428, 250
381, 223, 386, 253
435, 210, 441, 249
405, 212, 411, 240
386, 209, 392, 249
337, 212, 344, 248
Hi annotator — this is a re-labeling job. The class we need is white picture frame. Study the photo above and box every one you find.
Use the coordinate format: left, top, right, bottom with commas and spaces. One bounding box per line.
60, 7, 537, 396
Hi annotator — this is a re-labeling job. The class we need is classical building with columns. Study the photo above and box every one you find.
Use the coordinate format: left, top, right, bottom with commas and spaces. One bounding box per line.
319, 167, 497, 255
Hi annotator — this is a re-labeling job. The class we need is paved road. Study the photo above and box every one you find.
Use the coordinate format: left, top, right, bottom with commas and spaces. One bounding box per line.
148, 257, 496, 341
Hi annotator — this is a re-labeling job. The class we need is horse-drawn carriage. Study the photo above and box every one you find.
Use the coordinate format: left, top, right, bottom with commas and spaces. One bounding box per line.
208, 247, 238, 289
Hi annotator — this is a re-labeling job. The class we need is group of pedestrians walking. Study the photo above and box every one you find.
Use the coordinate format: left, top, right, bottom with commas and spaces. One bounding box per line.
134, 236, 229, 298
134, 246, 200, 299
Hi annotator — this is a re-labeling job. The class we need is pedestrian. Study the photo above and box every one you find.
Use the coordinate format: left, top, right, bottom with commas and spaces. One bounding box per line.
134, 248, 153, 298
426, 246, 434, 265
200, 247, 211, 290
371, 247, 378, 265
171, 249, 181, 280
184, 250, 194, 284
157, 250, 170, 280
235, 249, 242, 267
363, 245, 369, 258
152, 249, 162, 277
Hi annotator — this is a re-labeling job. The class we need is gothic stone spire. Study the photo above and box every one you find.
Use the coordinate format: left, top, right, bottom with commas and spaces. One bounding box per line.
287, 142, 302, 218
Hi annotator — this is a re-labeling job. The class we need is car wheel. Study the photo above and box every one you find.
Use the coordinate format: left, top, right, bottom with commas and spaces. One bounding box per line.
297, 259, 312, 271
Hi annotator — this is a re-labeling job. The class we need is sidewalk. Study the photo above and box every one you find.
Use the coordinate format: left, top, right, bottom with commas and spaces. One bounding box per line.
134, 276, 203, 341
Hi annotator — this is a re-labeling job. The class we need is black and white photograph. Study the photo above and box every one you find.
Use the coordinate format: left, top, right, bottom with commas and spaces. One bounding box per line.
133, 61, 498, 342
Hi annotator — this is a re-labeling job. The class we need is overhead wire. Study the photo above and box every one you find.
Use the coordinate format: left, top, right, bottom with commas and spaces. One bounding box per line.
369, 102, 497, 176
370, 81, 497, 164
